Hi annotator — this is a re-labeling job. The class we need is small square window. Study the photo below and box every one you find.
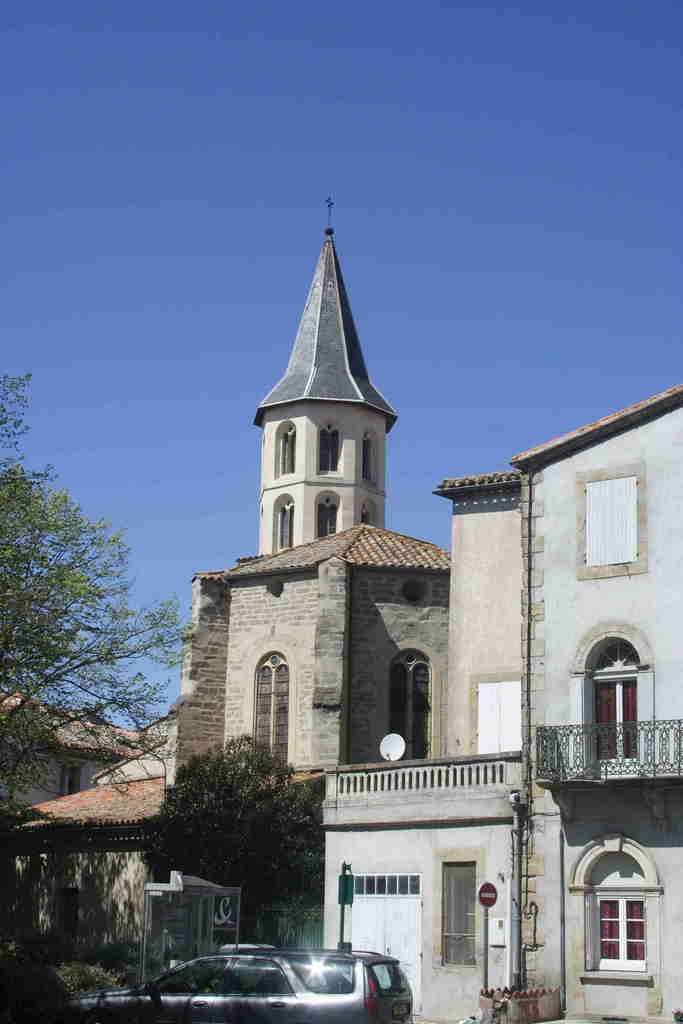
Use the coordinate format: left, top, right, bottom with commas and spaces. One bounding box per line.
387, 876, 397, 895
365, 877, 376, 895
398, 875, 409, 895
376, 876, 387, 895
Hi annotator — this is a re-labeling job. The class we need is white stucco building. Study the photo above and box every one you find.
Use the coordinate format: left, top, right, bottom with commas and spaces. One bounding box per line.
510, 385, 683, 1021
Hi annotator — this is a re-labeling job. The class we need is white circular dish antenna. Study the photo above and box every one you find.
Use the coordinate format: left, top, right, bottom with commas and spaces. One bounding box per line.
379, 733, 406, 762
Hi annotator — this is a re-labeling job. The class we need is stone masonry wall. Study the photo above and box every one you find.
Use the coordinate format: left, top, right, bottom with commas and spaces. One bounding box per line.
519, 470, 546, 985
175, 575, 230, 770
314, 558, 350, 765
348, 568, 449, 764
223, 571, 324, 768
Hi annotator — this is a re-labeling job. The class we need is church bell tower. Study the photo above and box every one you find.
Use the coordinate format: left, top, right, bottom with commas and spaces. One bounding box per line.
254, 228, 397, 555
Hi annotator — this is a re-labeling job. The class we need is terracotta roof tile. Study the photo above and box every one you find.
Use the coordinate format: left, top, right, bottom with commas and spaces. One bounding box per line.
198, 525, 449, 579
435, 470, 521, 493
512, 383, 683, 467
30, 777, 164, 826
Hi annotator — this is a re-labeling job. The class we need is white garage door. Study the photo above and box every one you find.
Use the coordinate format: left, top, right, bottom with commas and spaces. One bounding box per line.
351, 873, 422, 1011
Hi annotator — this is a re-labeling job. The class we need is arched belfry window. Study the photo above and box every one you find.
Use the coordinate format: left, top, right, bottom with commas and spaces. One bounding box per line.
389, 650, 431, 760
277, 423, 296, 476
360, 500, 376, 525
274, 497, 294, 551
319, 426, 340, 473
362, 432, 374, 482
589, 639, 639, 760
317, 494, 338, 538
255, 653, 289, 764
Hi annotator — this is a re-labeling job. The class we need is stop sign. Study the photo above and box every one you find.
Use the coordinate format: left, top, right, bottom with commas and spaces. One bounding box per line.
478, 882, 498, 908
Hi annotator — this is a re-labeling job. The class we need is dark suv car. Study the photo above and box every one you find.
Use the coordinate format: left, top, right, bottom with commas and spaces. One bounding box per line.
66, 949, 413, 1024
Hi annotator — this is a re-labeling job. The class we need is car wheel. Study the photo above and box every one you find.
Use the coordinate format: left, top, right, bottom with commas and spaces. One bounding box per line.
83, 1012, 112, 1024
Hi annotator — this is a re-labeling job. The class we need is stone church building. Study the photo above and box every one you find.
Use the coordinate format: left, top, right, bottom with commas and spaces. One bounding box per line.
173, 227, 452, 777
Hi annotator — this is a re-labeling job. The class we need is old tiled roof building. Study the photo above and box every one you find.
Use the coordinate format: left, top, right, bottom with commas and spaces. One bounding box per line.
174, 230, 450, 773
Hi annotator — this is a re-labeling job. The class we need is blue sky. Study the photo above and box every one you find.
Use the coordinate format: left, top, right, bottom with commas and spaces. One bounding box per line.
3, 1, 681, 707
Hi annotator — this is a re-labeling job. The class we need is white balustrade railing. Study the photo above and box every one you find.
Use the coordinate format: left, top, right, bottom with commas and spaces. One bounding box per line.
326, 756, 520, 804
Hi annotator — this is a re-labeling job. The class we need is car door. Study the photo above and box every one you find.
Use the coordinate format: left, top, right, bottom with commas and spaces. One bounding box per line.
154, 958, 230, 1024
215, 957, 303, 1024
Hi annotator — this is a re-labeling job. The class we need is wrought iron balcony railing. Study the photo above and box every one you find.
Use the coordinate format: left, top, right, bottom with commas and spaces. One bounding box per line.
536, 720, 683, 783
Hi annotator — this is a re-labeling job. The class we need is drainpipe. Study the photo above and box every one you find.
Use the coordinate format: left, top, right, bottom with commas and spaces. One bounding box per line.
510, 792, 526, 990
559, 822, 566, 1013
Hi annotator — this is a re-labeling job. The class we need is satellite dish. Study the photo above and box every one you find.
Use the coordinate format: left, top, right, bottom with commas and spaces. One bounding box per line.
379, 733, 406, 762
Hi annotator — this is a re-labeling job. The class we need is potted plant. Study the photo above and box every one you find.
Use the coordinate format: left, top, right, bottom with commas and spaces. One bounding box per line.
672, 1010, 683, 1022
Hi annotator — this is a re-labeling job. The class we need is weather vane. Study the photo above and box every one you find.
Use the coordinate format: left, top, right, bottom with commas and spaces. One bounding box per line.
326, 195, 334, 228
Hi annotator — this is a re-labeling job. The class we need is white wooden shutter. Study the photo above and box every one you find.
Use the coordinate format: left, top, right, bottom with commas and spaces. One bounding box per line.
478, 681, 521, 754
498, 680, 522, 751
585, 477, 637, 566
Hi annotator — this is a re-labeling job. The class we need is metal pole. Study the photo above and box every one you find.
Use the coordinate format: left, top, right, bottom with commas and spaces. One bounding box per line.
483, 906, 489, 991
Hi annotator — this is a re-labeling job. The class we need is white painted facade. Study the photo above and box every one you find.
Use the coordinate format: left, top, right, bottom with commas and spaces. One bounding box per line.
323, 474, 524, 1023
324, 755, 521, 1018
524, 401, 683, 1020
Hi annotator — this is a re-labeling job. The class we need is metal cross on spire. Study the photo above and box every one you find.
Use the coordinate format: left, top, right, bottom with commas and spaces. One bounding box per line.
326, 195, 334, 228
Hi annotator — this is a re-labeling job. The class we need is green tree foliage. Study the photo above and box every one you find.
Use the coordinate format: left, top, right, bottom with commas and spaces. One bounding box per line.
0, 375, 182, 803
149, 737, 324, 917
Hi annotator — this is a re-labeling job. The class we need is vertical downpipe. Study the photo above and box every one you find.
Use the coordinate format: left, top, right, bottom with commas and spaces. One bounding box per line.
559, 822, 566, 1012
522, 468, 535, 989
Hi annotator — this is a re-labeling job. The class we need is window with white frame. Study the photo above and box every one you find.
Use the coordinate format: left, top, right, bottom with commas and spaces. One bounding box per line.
587, 852, 647, 972
254, 654, 289, 764
354, 873, 421, 896
442, 862, 476, 965
590, 639, 639, 760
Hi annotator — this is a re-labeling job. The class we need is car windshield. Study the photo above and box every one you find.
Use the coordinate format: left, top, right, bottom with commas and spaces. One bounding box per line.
287, 957, 355, 995
367, 963, 406, 994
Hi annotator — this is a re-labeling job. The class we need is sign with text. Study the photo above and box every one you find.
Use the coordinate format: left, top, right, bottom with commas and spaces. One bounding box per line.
478, 882, 498, 909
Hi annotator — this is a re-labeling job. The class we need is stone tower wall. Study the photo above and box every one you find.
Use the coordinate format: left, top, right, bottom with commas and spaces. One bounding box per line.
348, 567, 449, 764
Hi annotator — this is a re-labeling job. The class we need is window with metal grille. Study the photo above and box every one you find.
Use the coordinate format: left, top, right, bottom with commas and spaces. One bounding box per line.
255, 654, 289, 764
442, 863, 476, 965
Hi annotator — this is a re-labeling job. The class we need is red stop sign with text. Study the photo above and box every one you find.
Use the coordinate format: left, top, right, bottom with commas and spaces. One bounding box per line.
478, 882, 498, 908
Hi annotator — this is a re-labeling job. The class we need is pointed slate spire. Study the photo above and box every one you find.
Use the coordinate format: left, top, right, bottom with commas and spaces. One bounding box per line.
254, 229, 397, 430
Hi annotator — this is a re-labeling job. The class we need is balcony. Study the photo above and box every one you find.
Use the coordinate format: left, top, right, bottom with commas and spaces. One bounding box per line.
536, 720, 683, 785
324, 753, 521, 828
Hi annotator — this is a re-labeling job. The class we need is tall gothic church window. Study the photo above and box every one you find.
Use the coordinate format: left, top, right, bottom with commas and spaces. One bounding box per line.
389, 650, 431, 759
319, 427, 340, 472
255, 654, 289, 764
